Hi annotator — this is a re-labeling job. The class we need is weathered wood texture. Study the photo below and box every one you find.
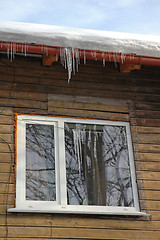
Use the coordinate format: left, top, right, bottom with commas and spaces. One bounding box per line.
0, 55, 160, 239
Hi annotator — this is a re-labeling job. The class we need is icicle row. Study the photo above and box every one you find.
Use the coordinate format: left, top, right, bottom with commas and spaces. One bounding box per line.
0, 42, 128, 79
2, 42, 31, 62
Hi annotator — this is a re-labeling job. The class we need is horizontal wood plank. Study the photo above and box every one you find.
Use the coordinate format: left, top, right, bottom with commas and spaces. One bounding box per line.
137, 134, 160, 144
138, 144, 160, 153
0, 173, 14, 183
0, 89, 48, 101
0, 143, 13, 153
0, 115, 13, 124
137, 171, 160, 181
135, 110, 160, 119
0, 163, 14, 173
139, 190, 160, 200
0, 226, 159, 239
0, 98, 47, 109
137, 162, 160, 171
138, 180, 160, 190
0, 125, 13, 134
0, 215, 158, 230
48, 107, 129, 121
0, 183, 14, 194
0, 153, 12, 163
140, 153, 160, 162
48, 94, 128, 107
0, 107, 13, 115
136, 126, 160, 134
0, 193, 15, 204
0, 134, 13, 143
48, 100, 128, 113
135, 102, 160, 111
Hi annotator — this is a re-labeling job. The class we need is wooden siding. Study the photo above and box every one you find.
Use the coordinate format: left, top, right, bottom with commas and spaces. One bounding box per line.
0, 54, 160, 239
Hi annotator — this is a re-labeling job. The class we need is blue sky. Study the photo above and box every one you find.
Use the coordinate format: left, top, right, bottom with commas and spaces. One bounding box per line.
0, 0, 160, 35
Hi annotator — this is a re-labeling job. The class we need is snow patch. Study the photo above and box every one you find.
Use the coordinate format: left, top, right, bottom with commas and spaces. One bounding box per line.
0, 21, 160, 58
0, 21, 160, 80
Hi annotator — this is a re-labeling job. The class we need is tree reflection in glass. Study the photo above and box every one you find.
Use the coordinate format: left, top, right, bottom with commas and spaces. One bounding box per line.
65, 123, 134, 207
26, 124, 56, 201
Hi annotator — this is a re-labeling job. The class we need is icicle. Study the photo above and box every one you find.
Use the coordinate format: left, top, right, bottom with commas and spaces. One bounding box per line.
60, 48, 63, 66
73, 129, 77, 158
121, 53, 124, 64
7, 43, 10, 59
103, 59, 105, 67
81, 130, 86, 144
65, 48, 72, 83
73, 129, 82, 176
108, 53, 111, 61
59, 47, 81, 82
24, 43, 27, 57
93, 51, 97, 60
12, 43, 15, 60
5, 42, 16, 61
95, 131, 98, 139
10, 43, 13, 62
84, 50, 86, 64
75, 48, 80, 72
78, 130, 82, 170
72, 48, 75, 75
91, 51, 94, 59
64, 48, 67, 69
93, 125, 97, 160
121, 53, 126, 63
113, 53, 118, 68
102, 52, 105, 67
21, 44, 23, 53
116, 52, 119, 63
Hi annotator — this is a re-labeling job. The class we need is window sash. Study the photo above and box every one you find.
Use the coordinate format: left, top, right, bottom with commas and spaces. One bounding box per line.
16, 117, 60, 208
16, 115, 140, 213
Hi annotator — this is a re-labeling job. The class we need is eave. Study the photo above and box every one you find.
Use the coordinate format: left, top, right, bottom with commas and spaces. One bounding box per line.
0, 40, 160, 74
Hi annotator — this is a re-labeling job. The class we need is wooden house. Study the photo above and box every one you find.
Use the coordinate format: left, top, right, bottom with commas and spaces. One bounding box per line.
0, 21, 160, 239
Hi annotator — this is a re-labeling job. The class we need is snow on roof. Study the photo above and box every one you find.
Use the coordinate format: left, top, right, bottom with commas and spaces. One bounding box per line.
0, 21, 160, 58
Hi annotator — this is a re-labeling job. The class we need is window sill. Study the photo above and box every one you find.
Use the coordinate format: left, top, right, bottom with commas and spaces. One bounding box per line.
8, 207, 150, 217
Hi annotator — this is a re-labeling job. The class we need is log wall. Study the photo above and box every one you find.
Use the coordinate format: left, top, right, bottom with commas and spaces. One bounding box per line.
0, 54, 160, 239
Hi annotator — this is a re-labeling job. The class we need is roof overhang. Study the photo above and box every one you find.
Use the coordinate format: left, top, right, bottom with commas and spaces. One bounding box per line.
0, 21, 160, 72
1, 41, 160, 67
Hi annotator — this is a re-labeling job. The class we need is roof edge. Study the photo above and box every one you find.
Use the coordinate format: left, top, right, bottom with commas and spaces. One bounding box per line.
0, 41, 160, 67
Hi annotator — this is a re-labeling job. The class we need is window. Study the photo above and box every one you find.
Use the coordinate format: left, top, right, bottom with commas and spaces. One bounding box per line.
11, 114, 144, 215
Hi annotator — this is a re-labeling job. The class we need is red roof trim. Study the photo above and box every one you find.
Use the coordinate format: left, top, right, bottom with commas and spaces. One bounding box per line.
0, 41, 160, 66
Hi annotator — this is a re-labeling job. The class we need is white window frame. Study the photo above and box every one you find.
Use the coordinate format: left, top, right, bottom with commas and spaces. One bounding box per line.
8, 114, 149, 216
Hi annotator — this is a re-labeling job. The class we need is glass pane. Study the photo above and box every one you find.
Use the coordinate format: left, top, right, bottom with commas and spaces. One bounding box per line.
65, 122, 134, 207
26, 124, 56, 201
